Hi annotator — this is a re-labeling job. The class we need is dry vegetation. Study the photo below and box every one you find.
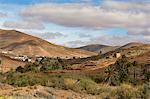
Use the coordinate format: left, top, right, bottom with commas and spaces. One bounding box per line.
0, 55, 149, 99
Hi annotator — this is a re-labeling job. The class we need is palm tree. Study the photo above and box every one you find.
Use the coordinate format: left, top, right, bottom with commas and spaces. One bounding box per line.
105, 66, 118, 85
143, 64, 150, 82
132, 61, 138, 81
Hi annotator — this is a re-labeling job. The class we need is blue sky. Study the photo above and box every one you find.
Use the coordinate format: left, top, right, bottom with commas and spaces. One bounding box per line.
0, 0, 102, 5
0, 0, 149, 47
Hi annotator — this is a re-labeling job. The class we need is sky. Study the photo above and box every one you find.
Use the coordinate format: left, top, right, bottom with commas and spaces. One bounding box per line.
0, 0, 150, 48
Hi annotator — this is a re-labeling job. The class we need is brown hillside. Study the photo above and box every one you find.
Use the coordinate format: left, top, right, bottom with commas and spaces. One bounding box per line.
119, 42, 144, 49
77, 44, 119, 54
0, 29, 96, 58
0, 54, 26, 72
118, 43, 150, 57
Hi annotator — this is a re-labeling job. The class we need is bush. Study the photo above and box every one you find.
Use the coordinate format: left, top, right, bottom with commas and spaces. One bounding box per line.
5, 72, 49, 87
44, 74, 100, 95
16, 66, 24, 73
15, 63, 39, 73
138, 83, 150, 99
78, 78, 99, 95
89, 73, 105, 83
105, 66, 120, 86
24, 64, 39, 72
115, 85, 136, 99
0, 73, 4, 83
48, 77, 65, 89
40, 59, 63, 72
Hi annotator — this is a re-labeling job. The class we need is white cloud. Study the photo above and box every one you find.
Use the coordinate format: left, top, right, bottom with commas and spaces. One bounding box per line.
64, 40, 88, 48
78, 33, 92, 38
127, 28, 150, 36
88, 35, 144, 46
3, 20, 44, 30
19, 1, 150, 36
32, 32, 66, 39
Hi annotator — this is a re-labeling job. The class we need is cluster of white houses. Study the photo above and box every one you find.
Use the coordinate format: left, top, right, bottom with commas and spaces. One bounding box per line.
0, 50, 44, 63
1, 50, 13, 54
10, 55, 44, 63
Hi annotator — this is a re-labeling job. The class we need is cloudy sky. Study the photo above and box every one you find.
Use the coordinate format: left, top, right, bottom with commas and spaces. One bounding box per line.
0, 0, 150, 47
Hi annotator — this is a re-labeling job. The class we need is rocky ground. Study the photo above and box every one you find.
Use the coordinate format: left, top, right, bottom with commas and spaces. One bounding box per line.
0, 83, 98, 99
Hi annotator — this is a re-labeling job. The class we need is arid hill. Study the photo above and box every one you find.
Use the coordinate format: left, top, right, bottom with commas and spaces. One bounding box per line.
0, 29, 96, 58
131, 51, 150, 64
117, 42, 150, 57
99, 42, 150, 64
78, 42, 150, 56
119, 42, 144, 49
76, 44, 119, 54
77, 44, 108, 52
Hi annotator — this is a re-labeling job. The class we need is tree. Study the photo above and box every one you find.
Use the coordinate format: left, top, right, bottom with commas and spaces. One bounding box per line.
16, 66, 24, 73
132, 61, 138, 82
144, 71, 150, 81
99, 51, 102, 55
115, 55, 129, 83
143, 64, 150, 82
105, 66, 119, 85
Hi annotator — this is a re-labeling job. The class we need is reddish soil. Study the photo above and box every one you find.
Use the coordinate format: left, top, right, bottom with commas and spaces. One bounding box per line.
48, 59, 117, 74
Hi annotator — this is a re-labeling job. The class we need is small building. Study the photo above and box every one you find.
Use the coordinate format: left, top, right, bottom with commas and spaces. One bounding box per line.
115, 53, 121, 58
28, 59, 32, 62
1, 51, 8, 54
36, 57, 44, 62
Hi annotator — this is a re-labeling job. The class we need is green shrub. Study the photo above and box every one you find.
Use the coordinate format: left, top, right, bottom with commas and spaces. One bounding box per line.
115, 87, 135, 99
40, 59, 63, 72
89, 73, 105, 83
5, 72, 48, 87
138, 83, 150, 99
0, 73, 4, 83
62, 76, 100, 95
6, 70, 14, 79
105, 66, 120, 86
24, 64, 39, 72
48, 77, 65, 89
16, 66, 24, 73
78, 78, 99, 95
